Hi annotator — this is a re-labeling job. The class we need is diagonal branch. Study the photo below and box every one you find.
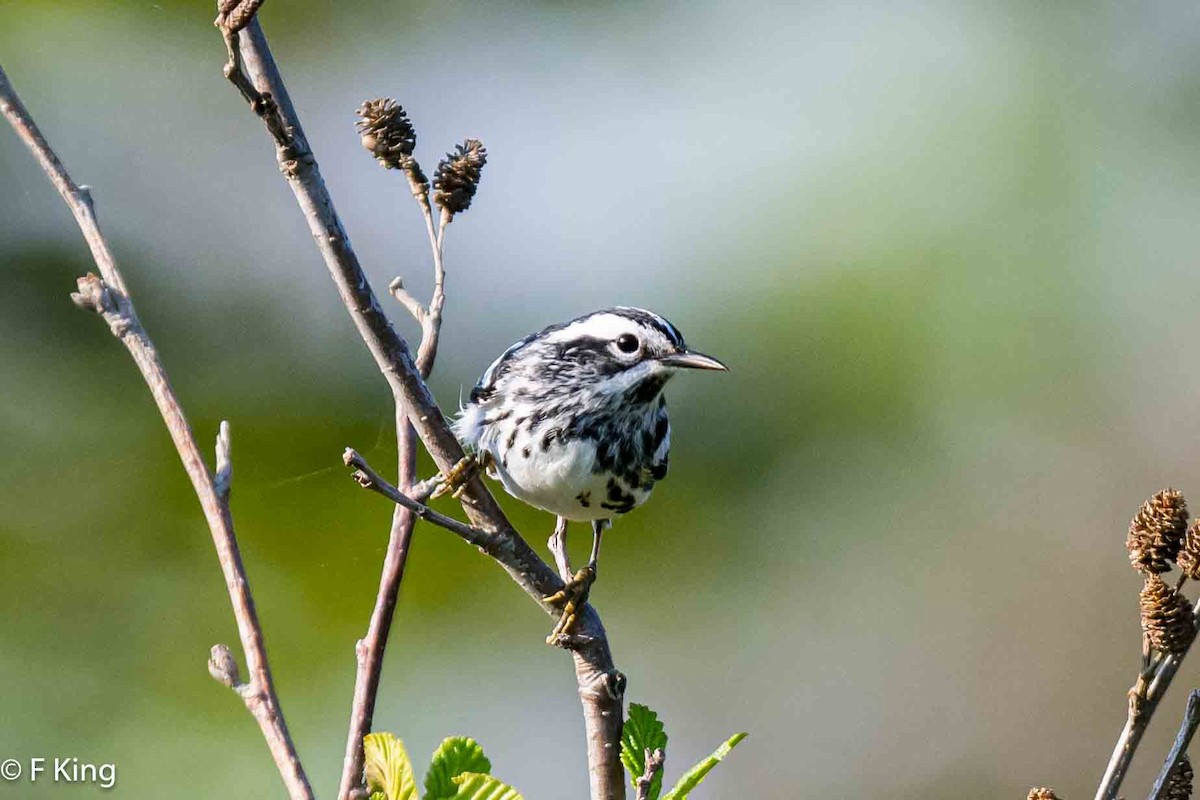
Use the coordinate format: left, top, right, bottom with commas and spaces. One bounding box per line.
344, 449, 494, 547
339, 421, 420, 800
1148, 689, 1200, 800
1094, 596, 1200, 800
343, 443, 617, 657
0, 65, 313, 800
220, 16, 628, 800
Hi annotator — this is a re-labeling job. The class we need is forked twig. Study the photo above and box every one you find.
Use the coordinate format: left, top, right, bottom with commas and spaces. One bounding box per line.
336, 81, 454, 800
218, 15, 628, 800
343, 449, 496, 550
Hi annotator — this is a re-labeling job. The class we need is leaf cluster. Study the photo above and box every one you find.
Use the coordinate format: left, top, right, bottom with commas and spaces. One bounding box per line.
364, 703, 745, 800
619, 703, 747, 800
365, 733, 521, 800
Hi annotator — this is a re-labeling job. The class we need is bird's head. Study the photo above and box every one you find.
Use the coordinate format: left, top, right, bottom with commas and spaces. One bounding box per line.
515, 307, 726, 406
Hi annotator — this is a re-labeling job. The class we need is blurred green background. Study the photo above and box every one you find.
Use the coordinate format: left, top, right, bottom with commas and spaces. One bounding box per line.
4, 1, 1200, 797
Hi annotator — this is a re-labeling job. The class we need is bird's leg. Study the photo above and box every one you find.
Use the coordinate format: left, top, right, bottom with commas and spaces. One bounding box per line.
544, 519, 608, 643
548, 516, 573, 581
586, 518, 607, 576
429, 449, 493, 500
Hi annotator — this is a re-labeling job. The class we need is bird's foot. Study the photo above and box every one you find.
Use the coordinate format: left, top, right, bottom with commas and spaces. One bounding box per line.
544, 565, 596, 643
430, 451, 492, 500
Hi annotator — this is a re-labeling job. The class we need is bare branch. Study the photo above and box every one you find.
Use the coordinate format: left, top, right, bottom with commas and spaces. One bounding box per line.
336, 354, 427, 800
388, 276, 426, 324
339, 99, 451, 799
0, 64, 313, 800
1094, 598, 1200, 800
341, 111, 453, 797
344, 449, 495, 548
1148, 689, 1200, 800
337, 420, 420, 800
634, 748, 665, 800
221, 20, 628, 799
412, 201, 447, 376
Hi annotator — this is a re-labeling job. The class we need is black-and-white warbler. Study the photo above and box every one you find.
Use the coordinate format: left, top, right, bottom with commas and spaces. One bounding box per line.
448, 306, 726, 638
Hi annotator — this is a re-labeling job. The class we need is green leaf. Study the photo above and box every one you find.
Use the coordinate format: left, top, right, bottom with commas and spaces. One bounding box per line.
423, 737, 492, 800
661, 732, 747, 800
448, 772, 523, 800
370, 794, 388, 800
621, 703, 669, 800
364, 732, 418, 800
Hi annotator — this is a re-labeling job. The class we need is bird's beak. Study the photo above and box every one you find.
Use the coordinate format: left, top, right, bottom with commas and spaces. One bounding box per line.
659, 350, 728, 371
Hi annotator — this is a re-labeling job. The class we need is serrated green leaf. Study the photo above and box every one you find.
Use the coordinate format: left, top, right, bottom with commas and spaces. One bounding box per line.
449, 772, 523, 800
621, 703, 669, 800
364, 732, 418, 800
661, 732, 747, 800
423, 737, 492, 800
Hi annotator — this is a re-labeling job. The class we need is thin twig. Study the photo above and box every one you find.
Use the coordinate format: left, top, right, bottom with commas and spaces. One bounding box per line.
1094, 598, 1200, 800
388, 276, 427, 324
634, 748, 665, 800
338, 419, 419, 800
386, 206, 447, 372
1148, 690, 1200, 800
338, 98, 451, 800
344, 449, 496, 547
0, 65, 313, 800
219, 17, 627, 800
412, 203, 448, 375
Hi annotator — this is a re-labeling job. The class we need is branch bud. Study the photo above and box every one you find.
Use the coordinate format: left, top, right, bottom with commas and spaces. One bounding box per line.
208, 644, 243, 688
214, 420, 233, 500
70, 272, 116, 315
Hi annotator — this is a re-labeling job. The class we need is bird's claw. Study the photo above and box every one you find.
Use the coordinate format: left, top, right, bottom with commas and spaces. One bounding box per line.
430, 452, 490, 500
544, 565, 596, 643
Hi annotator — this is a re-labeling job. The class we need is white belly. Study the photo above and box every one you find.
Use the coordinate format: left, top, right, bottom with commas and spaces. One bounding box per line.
482, 424, 650, 521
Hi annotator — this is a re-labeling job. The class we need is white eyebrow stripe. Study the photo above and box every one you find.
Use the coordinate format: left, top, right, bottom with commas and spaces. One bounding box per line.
541, 314, 640, 344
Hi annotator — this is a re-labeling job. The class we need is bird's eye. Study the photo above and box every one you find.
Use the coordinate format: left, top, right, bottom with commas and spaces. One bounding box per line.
615, 333, 640, 353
